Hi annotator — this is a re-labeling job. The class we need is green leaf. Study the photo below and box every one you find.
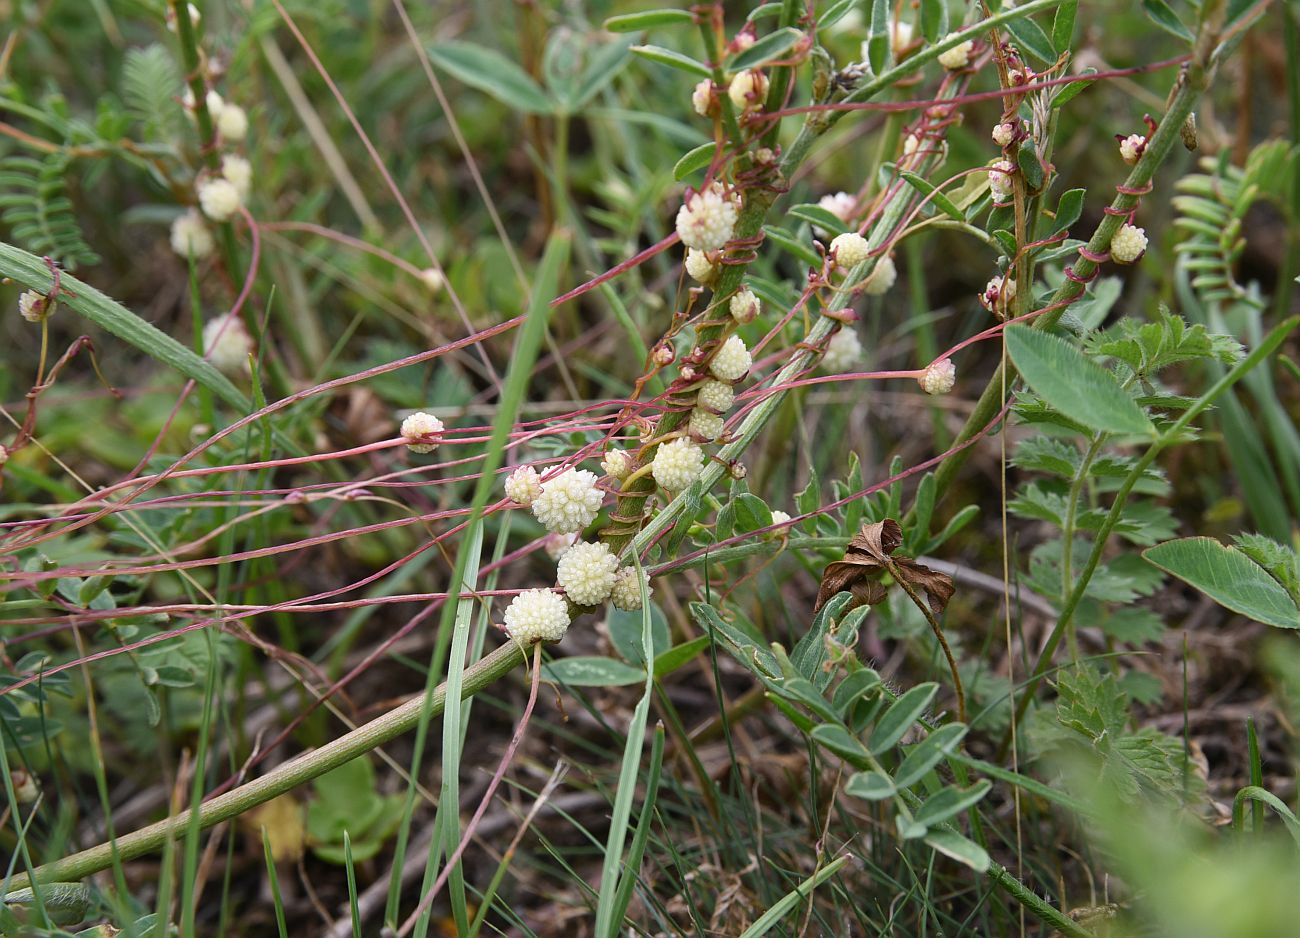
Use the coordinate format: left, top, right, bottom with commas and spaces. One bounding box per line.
674, 142, 717, 181
1005, 325, 1155, 435
894, 723, 968, 788
914, 781, 992, 826
652, 636, 710, 676
923, 830, 990, 871
425, 41, 554, 114
831, 668, 882, 715
811, 723, 871, 762
1052, 188, 1086, 236
1051, 69, 1096, 109
866, 0, 890, 73
1143, 538, 1300, 629
730, 27, 803, 71
608, 602, 670, 666
1004, 16, 1055, 64
631, 44, 713, 78
763, 224, 823, 268
573, 40, 632, 109
1051, 0, 1078, 52
1140, 0, 1195, 42
919, 0, 948, 43
786, 203, 850, 235
845, 770, 896, 800
541, 656, 648, 687
819, 0, 859, 31
1017, 142, 1045, 192
900, 171, 964, 222
867, 683, 938, 755
604, 9, 695, 31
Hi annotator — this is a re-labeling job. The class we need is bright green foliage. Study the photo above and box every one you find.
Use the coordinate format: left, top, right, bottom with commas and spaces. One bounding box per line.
306, 757, 404, 864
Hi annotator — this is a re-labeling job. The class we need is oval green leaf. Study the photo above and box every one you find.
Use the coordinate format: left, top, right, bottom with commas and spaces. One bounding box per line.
1005, 325, 1155, 436
604, 9, 695, 32
541, 656, 648, 687
426, 41, 554, 114
867, 683, 938, 755
631, 44, 712, 78
1143, 538, 1300, 629
674, 142, 717, 180
845, 770, 896, 801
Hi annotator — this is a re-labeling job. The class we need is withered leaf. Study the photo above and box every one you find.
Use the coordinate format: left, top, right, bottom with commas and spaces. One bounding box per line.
815, 519, 955, 615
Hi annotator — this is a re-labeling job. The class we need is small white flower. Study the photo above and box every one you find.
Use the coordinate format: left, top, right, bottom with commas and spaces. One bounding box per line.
505, 465, 543, 506
202, 314, 254, 373
18, 290, 50, 324
601, 449, 632, 480
863, 253, 897, 296
531, 468, 604, 534
1119, 133, 1145, 165
692, 79, 714, 117
709, 335, 751, 382
727, 69, 769, 111
675, 183, 740, 252
770, 509, 791, 527
685, 248, 719, 285
419, 268, 445, 292
696, 379, 735, 414
979, 275, 1016, 313
1111, 224, 1148, 264
920, 358, 956, 395
652, 343, 676, 367
217, 102, 248, 141
400, 411, 445, 454
652, 437, 704, 491
754, 146, 775, 164
937, 35, 974, 70
989, 160, 1015, 203
197, 177, 242, 222
903, 133, 921, 157
170, 209, 214, 259
991, 122, 1016, 148
503, 588, 570, 644
222, 154, 252, 199
830, 232, 870, 269
729, 286, 760, 324
818, 191, 856, 228
544, 531, 579, 560
203, 89, 225, 117
610, 567, 647, 611
688, 409, 725, 442
556, 540, 620, 606
821, 328, 863, 374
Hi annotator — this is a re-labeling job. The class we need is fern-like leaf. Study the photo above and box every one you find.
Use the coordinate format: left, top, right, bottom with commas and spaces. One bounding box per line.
0, 155, 101, 271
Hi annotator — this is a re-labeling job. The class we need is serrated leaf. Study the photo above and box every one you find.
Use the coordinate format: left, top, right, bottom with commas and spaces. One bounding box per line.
845, 770, 895, 800
604, 9, 695, 31
426, 41, 554, 113
541, 656, 648, 687
1144, 538, 1300, 629
1006, 325, 1155, 435
631, 44, 712, 78
674, 142, 717, 180
730, 27, 803, 71
868, 683, 938, 755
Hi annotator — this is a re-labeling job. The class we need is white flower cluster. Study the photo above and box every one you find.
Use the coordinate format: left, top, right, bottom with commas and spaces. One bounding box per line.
989, 160, 1015, 203
198, 177, 242, 222
980, 275, 1016, 313
991, 122, 1016, 148
652, 437, 704, 491
601, 449, 632, 480
400, 412, 445, 454
556, 540, 620, 605
818, 191, 856, 231
729, 286, 760, 324
170, 209, 214, 260
503, 589, 571, 645
728, 69, 769, 111
937, 35, 974, 70
685, 248, 719, 284
695, 379, 735, 413
692, 79, 714, 117
505, 466, 543, 506
676, 183, 740, 252
688, 409, 725, 442
18, 290, 50, 324
863, 253, 897, 296
530, 468, 604, 534
709, 335, 752, 382
1119, 133, 1146, 165
1111, 224, 1148, 264
821, 328, 863, 374
610, 567, 647, 611
202, 313, 254, 373
830, 232, 870, 269
919, 358, 957, 395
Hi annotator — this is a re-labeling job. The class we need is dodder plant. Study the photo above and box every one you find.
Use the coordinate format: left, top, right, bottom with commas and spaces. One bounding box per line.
0, 0, 1296, 935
